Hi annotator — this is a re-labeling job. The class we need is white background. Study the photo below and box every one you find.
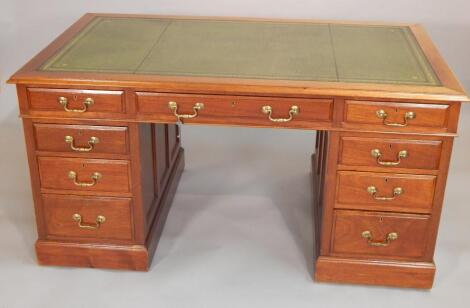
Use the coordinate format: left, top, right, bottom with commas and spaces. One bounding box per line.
1, 1, 469, 307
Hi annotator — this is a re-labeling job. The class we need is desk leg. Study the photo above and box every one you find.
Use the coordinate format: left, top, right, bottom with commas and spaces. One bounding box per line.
312, 131, 449, 288
141, 123, 185, 268
32, 122, 185, 271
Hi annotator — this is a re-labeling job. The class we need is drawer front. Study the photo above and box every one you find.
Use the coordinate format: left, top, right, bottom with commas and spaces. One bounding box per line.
27, 88, 125, 116
42, 194, 133, 241
136, 92, 333, 128
34, 124, 129, 155
38, 157, 131, 193
332, 210, 430, 259
335, 171, 436, 213
339, 136, 442, 171
343, 100, 450, 132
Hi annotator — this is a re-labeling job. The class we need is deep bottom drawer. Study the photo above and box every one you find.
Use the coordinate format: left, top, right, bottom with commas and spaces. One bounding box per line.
42, 194, 133, 241
332, 210, 430, 259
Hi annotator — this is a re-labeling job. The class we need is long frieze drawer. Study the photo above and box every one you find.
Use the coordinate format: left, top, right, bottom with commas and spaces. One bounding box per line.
339, 136, 442, 171
34, 123, 129, 155
42, 194, 133, 241
331, 210, 430, 259
343, 100, 452, 132
136, 92, 333, 127
38, 157, 131, 193
26, 88, 125, 116
335, 171, 436, 213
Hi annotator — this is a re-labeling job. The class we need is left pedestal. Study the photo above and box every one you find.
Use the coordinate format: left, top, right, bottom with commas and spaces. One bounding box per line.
22, 118, 184, 271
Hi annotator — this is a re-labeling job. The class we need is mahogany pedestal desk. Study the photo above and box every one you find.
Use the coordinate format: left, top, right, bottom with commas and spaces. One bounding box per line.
8, 14, 469, 289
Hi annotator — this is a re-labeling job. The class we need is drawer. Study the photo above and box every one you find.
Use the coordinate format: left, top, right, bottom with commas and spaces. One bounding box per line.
27, 88, 125, 116
343, 100, 451, 132
42, 194, 133, 241
34, 123, 129, 155
136, 92, 333, 128
339, 136, 442, 171
38, 157, 131, 193
332, 210, 430, 259
335, 171, 436, 213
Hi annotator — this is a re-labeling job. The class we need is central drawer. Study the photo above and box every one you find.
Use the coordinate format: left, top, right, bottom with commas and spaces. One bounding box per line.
38, 157, 131, 194
136, 92, 333, 128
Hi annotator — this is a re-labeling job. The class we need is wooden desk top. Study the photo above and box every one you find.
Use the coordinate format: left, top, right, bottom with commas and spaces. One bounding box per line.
8, 13, 469, 102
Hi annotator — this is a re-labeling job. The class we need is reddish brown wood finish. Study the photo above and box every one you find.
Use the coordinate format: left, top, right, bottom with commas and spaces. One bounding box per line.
27, 88, 126, 117
343, 100, 455, 133
34, 123, 129, 155
136, 92, 334, 129
42, 194, 134, 241
331, 210, 431, 259
315, 256, 435, 289
335, 171, 436, 213
34, 132, 185, 270
339, 136, 442, 171
154, 124, 170, 195
17, 89, 459, 288
35, 240, 149, 271
7, 14, 467, 289
37, 157, 131, 194
313, 128, 456, 288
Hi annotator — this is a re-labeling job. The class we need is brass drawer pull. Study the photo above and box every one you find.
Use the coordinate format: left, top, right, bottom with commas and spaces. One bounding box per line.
64, 135, 99, 152
367, 186, 403, 201
72, 213, 106, 230
261, 105, 299, 122
68, 171, 102, 187
361, 230, 398, 247
58, 96, 94, 113
376, 109, 416, 127
370, 149, 408, 166
168, 101, 204, 121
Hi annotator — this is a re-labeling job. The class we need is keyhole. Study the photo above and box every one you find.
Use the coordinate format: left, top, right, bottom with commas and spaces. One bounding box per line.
78, 130, 83, 136
379, 217, 384, 223
389, 144, 392, 150
395, 107, 398, 113
385, 178, 389, 183
231, 102, 236, 107
73, 95, 78, 101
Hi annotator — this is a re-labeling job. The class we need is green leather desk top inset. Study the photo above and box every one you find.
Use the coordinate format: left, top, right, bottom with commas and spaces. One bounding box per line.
41, 16, 440, 86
